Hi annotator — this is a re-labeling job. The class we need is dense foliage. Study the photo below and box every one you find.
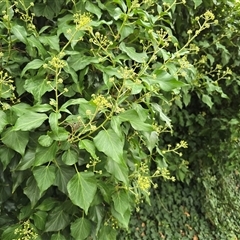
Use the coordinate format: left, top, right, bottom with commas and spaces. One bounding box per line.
0, 0, 239, 239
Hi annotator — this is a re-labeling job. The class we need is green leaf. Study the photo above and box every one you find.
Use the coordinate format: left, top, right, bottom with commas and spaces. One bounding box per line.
98, 225, 117, 240
36, 198, 57, 211
144, 131, 159, 154
0, 110, 7, 133
62, 149, 78, 165
151, 103, 172, 128
94, 129, 124, 163
119, 42, 148, 63
13, 112, 48, 131
86, 1, 102, 19
67, 172, 97, 214
34, 3, 55, 20
31, 103, 53, 112
33, 211, 48, 230
202, 94, 213, 108
119, 25, 134, 41
48, 128, 69, 141
24, 176, 42, 207
24, 77, 52, 102
49, 112, 61, 133
54, 166, 75, 194
1, 225, 19, 240
15, 149, 35, 171
112, 190, 130, 216
60, 98, 88, 113
11, 24, 28, 44
1, 128, 29, 155
38, 134, 54, 147
118, 109, 153, 131
143, 71, 186, 91
111, 207, 130, 229
51, 233, 67, 240
70, 217, 91, 240
105, 159, 128, 184
98, 182, 114, 204
45, 207, 70, 232
33, 165, 56, 194
67, 55, 99, 71
79, 139, 97, 158
39, 35, 60, 52
27, 35, 48, 57
0, 146, 15, 171
34, 142, 58, 166
193, 0, 202, 8
21, 59, 44, 77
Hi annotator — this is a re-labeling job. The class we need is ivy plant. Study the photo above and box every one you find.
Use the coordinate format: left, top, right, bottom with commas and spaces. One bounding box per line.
0, 0, 234, 239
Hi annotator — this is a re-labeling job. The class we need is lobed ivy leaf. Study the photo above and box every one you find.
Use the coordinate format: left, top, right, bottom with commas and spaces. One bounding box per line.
67, 172, 97, 214
70, 217, 91, 240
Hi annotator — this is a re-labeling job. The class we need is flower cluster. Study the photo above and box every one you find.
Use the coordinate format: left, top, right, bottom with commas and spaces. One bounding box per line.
92, 94, 112, 110
14, 220, 38, 240
74, 12, 92, 30
90, 31, 113, 48
48, 56, 66, 69
118, 67, 136, 80
0, 70, 16, 106
162, 140, 188, 156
